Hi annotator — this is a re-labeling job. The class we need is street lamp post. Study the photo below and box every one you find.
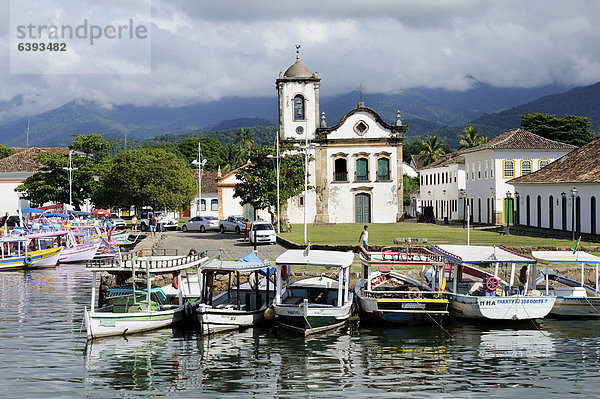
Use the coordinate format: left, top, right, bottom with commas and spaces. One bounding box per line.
506, 191, 512, 233
267, 133, 281, 233
192, 143, 207, 216
571, 187, 578, 240
459, 189, 466, 228
64, 150, 78, 208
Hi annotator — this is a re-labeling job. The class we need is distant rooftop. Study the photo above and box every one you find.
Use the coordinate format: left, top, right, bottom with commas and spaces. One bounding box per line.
0, 147, 70, 173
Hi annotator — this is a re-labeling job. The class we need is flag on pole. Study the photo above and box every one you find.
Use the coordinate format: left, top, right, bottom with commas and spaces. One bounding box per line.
572, 236, 581, 254
303, 241, 310, 257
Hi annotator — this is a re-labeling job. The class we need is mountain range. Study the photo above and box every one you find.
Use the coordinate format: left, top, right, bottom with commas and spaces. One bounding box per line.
1, 80, 598, 149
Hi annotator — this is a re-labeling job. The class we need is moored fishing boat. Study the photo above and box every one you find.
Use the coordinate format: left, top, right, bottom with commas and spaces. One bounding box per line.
431, 245, 555, 321
273, 249, 354, 336
355, 246, 449, 325
533, 250, 600, 317
192, 252, 275, 335
0, 237, 62, 271
84, 251, 208, 340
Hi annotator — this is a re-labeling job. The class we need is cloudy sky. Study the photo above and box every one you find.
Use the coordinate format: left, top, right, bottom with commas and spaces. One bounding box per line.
1, 0, 600, 122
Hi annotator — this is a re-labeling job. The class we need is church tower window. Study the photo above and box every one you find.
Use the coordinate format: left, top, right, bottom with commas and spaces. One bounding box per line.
293, 95, 305, 121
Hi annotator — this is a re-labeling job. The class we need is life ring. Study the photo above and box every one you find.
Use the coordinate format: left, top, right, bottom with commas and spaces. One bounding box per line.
24, 256, 33, 265
3, 243, 13, 251
172, 273, 179, 289
486, 277, 499, 292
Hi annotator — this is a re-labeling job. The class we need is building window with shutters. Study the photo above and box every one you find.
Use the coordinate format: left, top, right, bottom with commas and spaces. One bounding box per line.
503, 160, 515, 178
521, 159, 532, 176
355, 157, 369, 182
376, 157, 390, 181
333, 157, 348, 182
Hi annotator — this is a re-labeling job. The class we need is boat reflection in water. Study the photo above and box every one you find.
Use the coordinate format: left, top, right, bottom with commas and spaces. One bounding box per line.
477, 328, 555, 359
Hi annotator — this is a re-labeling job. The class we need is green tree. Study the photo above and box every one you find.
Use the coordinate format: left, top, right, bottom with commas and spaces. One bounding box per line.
233, 144, 307, 218
94, 147, 196, 210
0, 144, 15, 159
521, 113, 596, 146
221, 143, 245, 173
418, 136, 448, 165
16, 134, 111, 209
458, 126, 488, 149
403, 175, 419, 206
177, 137, 224, 171
402, 138, 426, 163
234, 128, 254, 151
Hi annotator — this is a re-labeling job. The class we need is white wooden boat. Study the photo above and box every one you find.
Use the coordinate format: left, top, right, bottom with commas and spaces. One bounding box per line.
24, 229, 101, 263
84, 251, 208, 340
533, 250, 600, 317
431, 245, 555, 321
0, 236, 62, 270
355, 246, 449, 325
192, 252, 275, 335
273, 249, 354, 336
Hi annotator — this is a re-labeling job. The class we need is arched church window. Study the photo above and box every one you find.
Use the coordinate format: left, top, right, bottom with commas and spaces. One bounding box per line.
293, 95, 305, 121
333, 157, 348, 182
356, 158, 369, 181
377, 157, 390, 181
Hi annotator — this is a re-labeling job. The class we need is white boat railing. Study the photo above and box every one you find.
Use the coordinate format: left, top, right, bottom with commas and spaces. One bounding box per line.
86, 251, 208, 272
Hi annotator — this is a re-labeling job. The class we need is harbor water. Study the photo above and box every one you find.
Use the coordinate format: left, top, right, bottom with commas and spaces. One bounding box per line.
1, 264, 600, 398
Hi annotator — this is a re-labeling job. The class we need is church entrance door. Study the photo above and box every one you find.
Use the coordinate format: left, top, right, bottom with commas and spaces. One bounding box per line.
355, 193, 371, 223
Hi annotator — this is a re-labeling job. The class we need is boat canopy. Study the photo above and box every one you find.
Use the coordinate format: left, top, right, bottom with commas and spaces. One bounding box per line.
532, 251, 600, 264
0, 236, 29, 243
432, 245, 536, 264
276, 249, 354, 268
20, 207, 44, 213
202, 252, 271, 272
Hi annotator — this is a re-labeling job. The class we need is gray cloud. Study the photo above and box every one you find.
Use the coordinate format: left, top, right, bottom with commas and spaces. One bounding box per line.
0, 0, 599, 123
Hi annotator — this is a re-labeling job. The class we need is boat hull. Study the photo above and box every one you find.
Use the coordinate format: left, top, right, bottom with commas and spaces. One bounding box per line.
196, 304, 267, 335
0, 247, 62, 271
274, 302, 352, 336
59, 242, 102, 263
84, 306, 185, 340
549, 296, 600, 317
449, 294, 555, 320
354, 280, 448, 325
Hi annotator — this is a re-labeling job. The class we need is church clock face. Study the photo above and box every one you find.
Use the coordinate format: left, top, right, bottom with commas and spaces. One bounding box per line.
295, 126, 304, 135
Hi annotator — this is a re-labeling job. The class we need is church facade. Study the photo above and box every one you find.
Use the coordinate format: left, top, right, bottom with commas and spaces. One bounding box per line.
277, 56, 407, 224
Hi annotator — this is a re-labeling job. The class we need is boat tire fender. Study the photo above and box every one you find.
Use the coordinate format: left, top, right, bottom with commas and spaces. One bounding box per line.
184, 301, 193, 318
24, 256, 33, 265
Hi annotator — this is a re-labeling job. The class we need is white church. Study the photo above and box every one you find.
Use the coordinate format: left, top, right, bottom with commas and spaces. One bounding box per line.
275, 55, 407, 224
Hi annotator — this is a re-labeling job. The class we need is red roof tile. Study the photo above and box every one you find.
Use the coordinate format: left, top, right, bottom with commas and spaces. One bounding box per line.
510, 137, 600, 184
0, 147, 70, 173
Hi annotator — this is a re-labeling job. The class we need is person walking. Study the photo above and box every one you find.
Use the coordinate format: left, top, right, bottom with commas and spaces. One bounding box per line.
244, 218, 252, 242
149, 213, 157, 237
131, 215, 138, 232
358, 225, 369, 250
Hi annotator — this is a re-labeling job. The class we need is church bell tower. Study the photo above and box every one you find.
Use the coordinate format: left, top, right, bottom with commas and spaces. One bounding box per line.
276, 47, 320, 142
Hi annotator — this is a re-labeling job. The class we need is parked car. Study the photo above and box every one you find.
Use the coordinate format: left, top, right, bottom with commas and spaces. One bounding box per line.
249, 221, 277, 244
181, 216, 219, 233
110, 213, 127, 229
140, 210, 179, 231
219, 215, 248, 234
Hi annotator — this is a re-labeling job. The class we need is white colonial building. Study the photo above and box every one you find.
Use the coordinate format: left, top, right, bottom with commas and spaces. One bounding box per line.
277, 56, 407, 224
510, 137, 600, 236
462, 129, 575, 225
418, 150, 467, 221
417, 129, 575, 225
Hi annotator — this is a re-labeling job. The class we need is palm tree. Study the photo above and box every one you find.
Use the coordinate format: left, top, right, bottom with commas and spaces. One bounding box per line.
419, 136, 447, 165
458, 126, 488, 149
234, 128, 254, 151
222, 143, 243, 172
